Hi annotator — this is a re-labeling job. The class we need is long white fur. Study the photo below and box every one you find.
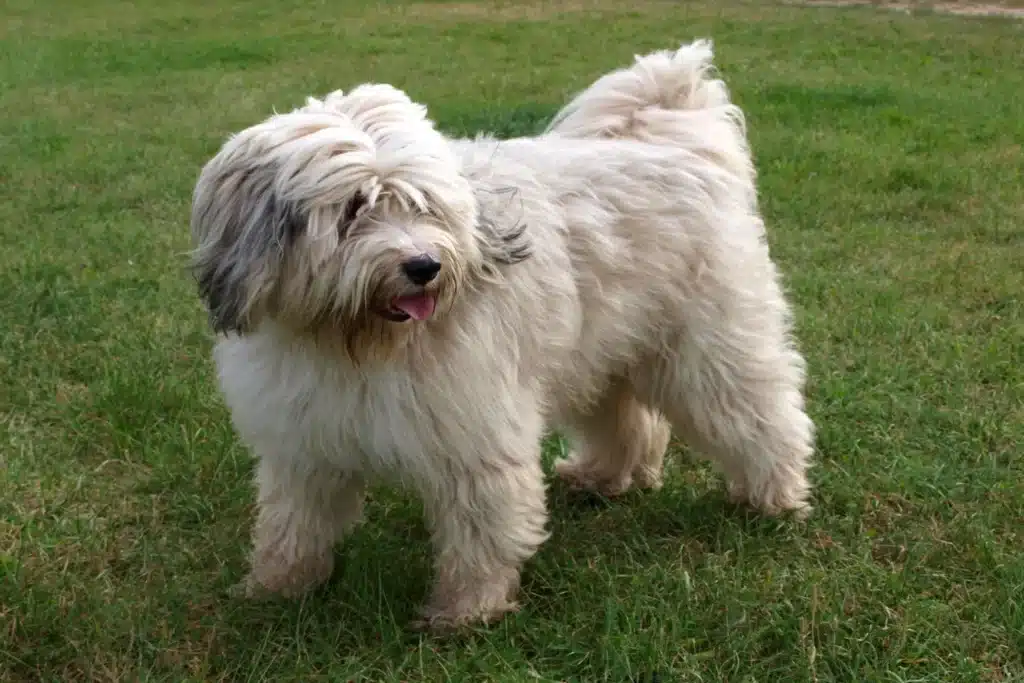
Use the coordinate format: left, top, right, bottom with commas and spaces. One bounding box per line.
192, 40, 815, 630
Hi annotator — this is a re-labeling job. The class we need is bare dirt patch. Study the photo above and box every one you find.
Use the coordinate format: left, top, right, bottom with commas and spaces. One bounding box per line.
381, 0, 665, 22
793, 1, 1024, 17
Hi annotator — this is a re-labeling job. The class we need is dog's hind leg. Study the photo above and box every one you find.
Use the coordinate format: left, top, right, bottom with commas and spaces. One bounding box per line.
242, 456, 365, 599
636, 320, 815, 518
555, 379, 671, 496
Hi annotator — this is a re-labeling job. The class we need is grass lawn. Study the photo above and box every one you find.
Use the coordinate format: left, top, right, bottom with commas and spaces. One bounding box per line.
2, 0, 1022, 680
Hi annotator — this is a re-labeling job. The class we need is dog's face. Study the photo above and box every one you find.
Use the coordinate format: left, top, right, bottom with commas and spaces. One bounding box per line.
190, 85, 527, 351
302, 194, 468, 326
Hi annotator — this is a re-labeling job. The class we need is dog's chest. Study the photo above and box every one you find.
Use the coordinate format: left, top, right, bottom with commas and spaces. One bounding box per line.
312, 370, 433, 472
216, 335, 435, 474
294, 366, 438, 474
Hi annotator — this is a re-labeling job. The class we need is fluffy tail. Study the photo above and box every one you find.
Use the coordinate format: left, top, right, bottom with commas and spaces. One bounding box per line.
546, 40, 754, 188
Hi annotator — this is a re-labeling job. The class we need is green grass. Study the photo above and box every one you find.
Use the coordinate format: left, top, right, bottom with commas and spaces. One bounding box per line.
2, 0, 1022, 680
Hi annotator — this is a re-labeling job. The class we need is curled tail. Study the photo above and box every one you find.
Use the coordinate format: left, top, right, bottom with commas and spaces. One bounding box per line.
546, 40, 754, 189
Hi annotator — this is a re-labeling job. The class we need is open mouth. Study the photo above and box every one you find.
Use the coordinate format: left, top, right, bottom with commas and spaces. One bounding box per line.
381, 293, 437, 322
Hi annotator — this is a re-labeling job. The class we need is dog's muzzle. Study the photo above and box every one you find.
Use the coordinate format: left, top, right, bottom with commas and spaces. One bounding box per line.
401, 254, 441, 286
377, 253, 441, 322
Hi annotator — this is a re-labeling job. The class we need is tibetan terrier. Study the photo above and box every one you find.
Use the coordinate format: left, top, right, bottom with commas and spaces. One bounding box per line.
190, 40, 815, 630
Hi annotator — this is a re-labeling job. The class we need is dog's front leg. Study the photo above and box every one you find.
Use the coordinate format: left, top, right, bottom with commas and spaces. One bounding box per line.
241, 455, 365, 599
415, 432, 549, 631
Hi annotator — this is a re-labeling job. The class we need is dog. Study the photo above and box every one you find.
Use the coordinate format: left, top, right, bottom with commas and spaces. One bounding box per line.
190, 39, 815, 630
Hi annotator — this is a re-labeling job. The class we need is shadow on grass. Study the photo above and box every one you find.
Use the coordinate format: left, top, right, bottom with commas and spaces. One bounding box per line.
202, 480, 778, 654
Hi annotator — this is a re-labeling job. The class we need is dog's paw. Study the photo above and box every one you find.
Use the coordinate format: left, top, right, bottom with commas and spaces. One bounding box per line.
227, 579, 252, 599
760, 499, 813, 521
727, 478, 812, 520
726, 479, 749, 506
228, 574, 282, 601
631, 464, 664, 491
233, 551, 335, 600
411, 601, 520, 633
555, 458, 634, 497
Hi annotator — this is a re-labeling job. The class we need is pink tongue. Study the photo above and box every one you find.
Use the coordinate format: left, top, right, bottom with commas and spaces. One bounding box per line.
392, 294, 436, 321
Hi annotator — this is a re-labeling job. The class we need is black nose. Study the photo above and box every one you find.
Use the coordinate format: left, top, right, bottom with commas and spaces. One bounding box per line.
402, 254, 441, 285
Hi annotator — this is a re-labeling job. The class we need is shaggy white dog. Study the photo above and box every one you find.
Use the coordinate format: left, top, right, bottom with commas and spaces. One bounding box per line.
190, 39, 814, 630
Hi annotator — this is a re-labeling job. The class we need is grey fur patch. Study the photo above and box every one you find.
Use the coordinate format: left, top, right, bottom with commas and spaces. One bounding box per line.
473, 187, 532, 273
191, 166, 307, 334
477, 215, 531, 266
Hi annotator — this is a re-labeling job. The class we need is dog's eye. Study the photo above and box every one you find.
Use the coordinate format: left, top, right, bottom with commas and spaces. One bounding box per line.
342, 192, 366, 228
424, 205, 450, 226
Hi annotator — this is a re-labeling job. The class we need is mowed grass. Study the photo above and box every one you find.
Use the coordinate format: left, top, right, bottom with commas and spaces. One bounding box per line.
1, 0, 1023, 680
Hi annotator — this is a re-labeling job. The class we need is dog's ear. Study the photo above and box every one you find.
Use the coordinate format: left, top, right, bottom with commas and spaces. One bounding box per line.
190, 104, 388, 334
190, 161, 307, 335
473, 190, 532, 275
476, 215, 531, 269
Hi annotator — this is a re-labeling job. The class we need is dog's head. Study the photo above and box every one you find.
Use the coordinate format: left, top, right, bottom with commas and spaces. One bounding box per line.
190, 84, 529, 351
